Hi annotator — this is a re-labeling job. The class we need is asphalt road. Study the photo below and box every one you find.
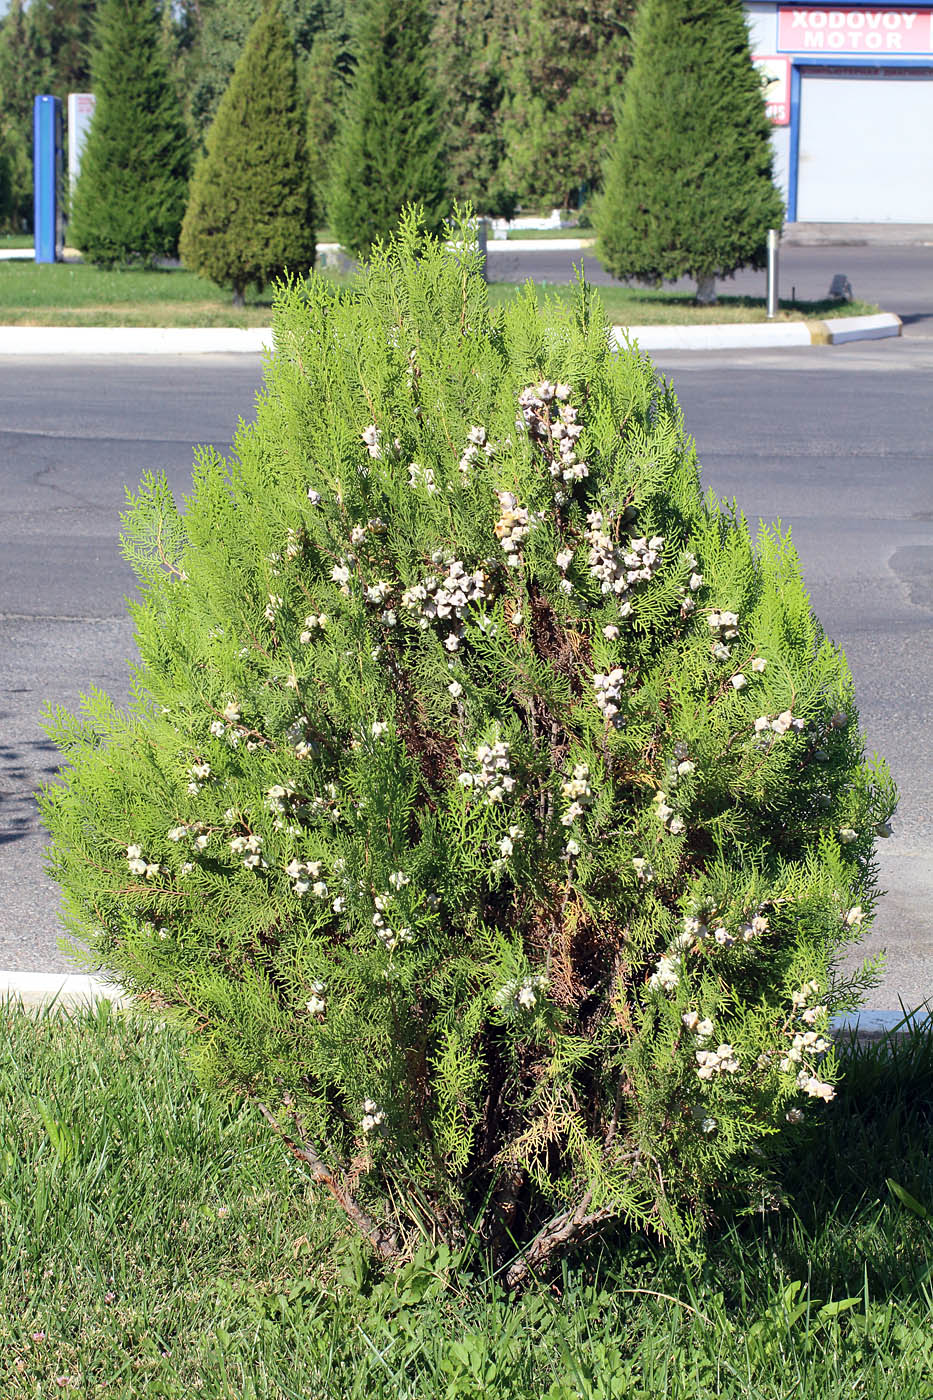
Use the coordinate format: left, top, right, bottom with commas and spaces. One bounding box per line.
2, 335, 931, 1008
490, 242, 933, 336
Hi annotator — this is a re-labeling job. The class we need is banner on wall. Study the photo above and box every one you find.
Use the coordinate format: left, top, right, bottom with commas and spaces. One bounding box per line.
778, 8, 933, 54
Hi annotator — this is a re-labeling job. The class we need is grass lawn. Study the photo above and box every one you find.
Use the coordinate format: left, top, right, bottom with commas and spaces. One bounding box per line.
503, 227, 595, 241
0, 1000, 930, 1398
0, 233, 33, 249
0, 261, 879, 329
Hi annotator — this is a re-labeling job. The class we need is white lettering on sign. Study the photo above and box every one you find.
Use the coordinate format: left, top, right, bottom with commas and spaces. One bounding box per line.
778, 8, 933, 53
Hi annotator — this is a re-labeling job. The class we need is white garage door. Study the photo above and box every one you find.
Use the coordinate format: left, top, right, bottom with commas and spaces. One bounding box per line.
797, 68, 933, 221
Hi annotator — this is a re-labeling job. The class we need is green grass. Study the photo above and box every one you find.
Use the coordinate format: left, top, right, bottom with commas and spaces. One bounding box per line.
0, 233, 33, 249
0, 1001, 930, 1398
0, 261, 880, 330
504, 227, 594, 241
487, 281, 880, 326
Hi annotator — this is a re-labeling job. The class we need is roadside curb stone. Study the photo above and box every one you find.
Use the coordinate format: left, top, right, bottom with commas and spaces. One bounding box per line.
1, 971, 928, 1048
0, 312, 902, 356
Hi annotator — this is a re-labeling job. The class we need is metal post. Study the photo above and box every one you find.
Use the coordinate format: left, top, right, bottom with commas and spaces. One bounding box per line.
766, 228, 780, 320
34, 95, 63, 263
475, 218, 488, 283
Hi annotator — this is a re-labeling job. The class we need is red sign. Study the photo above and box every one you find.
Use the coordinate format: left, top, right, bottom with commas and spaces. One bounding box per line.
753, 55, 791, 123
778, 8, 933, 53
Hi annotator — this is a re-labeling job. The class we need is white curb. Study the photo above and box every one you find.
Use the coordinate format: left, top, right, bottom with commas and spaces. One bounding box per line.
0, 313, 902, 358
817, 311, 901, 344
831, 1007, 931, 1039
1, 970, 928, 1045
0, 326, 274, 355
611, 322, 813, 351
485, 237, 593, 253
0, 971, 129, 1009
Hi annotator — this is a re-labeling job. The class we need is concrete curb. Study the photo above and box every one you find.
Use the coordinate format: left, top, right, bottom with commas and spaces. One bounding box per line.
611, 322, 813, 352
0, 326, 273, 355
0, 314, 899, 356
816, 311, 902, 344
1, 971, 929, 1047
0, 971, 129, 1009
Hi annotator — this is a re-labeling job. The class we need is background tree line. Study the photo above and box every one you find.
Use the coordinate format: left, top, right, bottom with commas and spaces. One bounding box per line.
0, 0, 636, 233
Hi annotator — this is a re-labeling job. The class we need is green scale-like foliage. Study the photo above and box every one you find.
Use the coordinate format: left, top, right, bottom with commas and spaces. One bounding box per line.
595, 0, 785, 289
327, 0, 448, 258
180, 1, 316, 304
69, 0, 190, 266
40, 215, 894, 1277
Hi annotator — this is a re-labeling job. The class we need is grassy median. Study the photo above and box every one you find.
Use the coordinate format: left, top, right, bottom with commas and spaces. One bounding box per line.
0, 999, 930, 1398
0, 260, 879, 329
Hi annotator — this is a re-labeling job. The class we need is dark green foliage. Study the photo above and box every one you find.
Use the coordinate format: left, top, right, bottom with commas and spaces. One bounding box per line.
595, 0, 784, 294
501, 0, 635, 211
69, 0, 190, 265
0, 0, 96, 231
176, 0, 349, 142
305, 30, 341, 219
40, 215, 894, 1280
179, 1, 316, 305
432, 0, 515, 219
328, 0, 448, 257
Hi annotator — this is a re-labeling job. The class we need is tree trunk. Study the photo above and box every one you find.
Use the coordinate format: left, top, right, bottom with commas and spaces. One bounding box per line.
695, 275, 717, 306
232, 285, 245, 308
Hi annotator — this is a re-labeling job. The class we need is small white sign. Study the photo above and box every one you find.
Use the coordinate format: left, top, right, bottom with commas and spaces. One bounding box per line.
753, 55, 792, 125
67, 92, 96, 194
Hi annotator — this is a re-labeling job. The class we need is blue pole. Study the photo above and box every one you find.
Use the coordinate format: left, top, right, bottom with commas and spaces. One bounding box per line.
34, 95, 63, 263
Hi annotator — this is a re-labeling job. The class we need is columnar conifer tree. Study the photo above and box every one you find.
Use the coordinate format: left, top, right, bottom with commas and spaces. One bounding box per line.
176, 0, 348, 140
328, 0, 447, 256
501, 0, 635, 212
41, 215, 893, 1282
431, 0, 515, 219
70, 0, 190, 265
179, 1, 316, 307
595, 0, 784, 303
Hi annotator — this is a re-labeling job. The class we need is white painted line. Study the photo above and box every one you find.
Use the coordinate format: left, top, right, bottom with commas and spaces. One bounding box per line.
820, 311, 901, 344
0, 248, 34, 260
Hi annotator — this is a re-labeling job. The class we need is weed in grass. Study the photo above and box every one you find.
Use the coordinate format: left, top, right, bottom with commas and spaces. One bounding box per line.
0, 1002, 931, 1396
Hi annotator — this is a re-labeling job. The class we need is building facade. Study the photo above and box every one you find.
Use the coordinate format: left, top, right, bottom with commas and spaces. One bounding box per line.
745, 1, 933, 221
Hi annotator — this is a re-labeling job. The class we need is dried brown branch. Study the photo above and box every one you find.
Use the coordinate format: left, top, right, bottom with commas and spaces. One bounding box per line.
257, 1097, 401, 1262
504, 1192, 616, 1289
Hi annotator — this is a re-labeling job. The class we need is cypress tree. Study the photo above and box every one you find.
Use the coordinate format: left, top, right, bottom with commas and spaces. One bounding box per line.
595, 0, 784, 303
501, 0, 635, 212
431, 0, 515, 219
179, 1, 316, 307
328, 0, 447, 258
305, 31, 340, 220
70, 0, 190, 266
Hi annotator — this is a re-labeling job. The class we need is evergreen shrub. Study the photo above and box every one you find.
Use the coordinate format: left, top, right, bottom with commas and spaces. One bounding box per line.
179, 1, 315, 307
41, 215, 894, 1283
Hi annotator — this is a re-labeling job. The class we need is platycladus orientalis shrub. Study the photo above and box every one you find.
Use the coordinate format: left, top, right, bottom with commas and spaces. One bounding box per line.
40, 214, 896, 1286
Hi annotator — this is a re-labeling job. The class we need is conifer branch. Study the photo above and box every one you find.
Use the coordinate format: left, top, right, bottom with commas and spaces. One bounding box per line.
257, 1097, 401, 1263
